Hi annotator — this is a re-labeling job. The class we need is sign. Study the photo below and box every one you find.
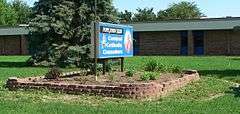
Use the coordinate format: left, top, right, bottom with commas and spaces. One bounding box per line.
91, 22, 134, 59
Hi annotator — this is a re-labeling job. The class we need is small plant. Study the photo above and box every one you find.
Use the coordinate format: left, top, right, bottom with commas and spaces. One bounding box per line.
140, 72, 160, 81
144, 60, 158, 72
45, 67, 62, 79
156, 63, 167, 72
149, 72, 160, 80
125, 69, 135, 77
140, 72, 151, 81
108, 72, 115, 82
169, 65, 182, 73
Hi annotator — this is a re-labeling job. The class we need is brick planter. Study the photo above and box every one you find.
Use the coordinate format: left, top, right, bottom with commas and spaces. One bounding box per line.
6, 70, 200, 99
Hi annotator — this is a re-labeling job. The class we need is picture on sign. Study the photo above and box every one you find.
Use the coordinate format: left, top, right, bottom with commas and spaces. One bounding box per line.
91, 22, 134, 59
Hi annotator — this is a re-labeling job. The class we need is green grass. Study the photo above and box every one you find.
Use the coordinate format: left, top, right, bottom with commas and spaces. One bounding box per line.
0, 56, 239, 114
126, 56, 240, 83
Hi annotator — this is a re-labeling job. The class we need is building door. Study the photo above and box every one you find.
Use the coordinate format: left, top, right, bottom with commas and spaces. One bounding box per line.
133, 32, 140, 55
180, 31, 188, 55
193, 31, 204, 55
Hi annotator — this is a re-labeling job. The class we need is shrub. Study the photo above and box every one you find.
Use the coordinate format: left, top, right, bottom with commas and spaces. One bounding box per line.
149, 72, 160, 80
45, 67, 62, 79
140, 72, 151, 81
140, 72, 160, 81
156, 63, 167, 72
125, 69, 135, 77
169, 65, 182, 73
144, 60, 158, 72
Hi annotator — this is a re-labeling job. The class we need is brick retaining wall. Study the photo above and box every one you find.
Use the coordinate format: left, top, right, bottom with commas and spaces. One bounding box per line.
6, 71, 200, 99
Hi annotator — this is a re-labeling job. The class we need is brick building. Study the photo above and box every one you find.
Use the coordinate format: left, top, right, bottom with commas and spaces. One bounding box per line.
1, 17, 240, 56
131, 17, 240, 56
0, 26, 29, 55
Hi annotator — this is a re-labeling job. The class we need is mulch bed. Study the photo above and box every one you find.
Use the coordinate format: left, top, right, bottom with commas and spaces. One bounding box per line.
29, 72, 182, 86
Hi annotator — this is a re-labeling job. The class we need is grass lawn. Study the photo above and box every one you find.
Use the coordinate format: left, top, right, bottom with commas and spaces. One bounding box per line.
0, 56, 239, 114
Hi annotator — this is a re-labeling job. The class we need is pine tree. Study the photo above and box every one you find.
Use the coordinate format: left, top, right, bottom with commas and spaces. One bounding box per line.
28, 0, 117, 67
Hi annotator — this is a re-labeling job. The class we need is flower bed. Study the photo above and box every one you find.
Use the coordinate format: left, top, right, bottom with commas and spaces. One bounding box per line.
6, 70, 200, 99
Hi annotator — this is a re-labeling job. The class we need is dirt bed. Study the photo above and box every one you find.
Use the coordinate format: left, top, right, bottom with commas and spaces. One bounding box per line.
33, 72, 183, 86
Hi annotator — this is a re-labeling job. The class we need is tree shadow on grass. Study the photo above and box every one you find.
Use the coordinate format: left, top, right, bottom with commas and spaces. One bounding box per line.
230, 58, 240, 61
199, 70, 240, 78
0, 62, 28, 68
225, 86, 240, 97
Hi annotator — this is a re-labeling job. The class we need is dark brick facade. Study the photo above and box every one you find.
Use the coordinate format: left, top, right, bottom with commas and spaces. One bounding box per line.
205, 30, 240, 55
0, 35, 28, 55
137, 31, 181, 55
135, 30, 240, 56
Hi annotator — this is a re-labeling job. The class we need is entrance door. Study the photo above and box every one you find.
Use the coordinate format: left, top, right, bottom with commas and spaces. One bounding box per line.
180, 31, 188, 55
133, 32, 140, 55
193, 31, 204, 55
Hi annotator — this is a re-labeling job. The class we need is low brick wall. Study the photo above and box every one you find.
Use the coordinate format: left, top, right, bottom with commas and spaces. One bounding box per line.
6, 70, 200, 99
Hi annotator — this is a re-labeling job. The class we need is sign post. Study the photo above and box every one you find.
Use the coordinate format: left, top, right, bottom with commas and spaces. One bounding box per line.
91, 22, 134, 76
120, 58, 124, 72
94, 22, 98, 78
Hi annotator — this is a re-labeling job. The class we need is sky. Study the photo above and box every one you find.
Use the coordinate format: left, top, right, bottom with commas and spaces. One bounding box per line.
11, 0, 240, 18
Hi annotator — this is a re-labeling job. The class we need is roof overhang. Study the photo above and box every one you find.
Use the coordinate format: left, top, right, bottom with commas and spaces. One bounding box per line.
128, 18, 240, 32
0, 27, 29, 36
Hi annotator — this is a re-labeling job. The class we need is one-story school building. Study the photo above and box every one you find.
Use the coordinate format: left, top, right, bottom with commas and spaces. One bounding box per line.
1, 17, 240, 56
131, 17, 240, 56
0, 26, 29, 55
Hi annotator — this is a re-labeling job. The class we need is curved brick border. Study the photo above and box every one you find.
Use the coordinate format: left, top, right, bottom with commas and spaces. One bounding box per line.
6, 70, 200, 99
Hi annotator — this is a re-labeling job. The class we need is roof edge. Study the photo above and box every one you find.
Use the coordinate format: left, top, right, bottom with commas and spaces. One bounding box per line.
123, 17, 240, 24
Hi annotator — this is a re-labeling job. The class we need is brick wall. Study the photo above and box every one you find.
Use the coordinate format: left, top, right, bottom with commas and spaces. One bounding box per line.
136, 30, 240, 56
230, 31, 240, 55
0, 35, 28, 55
6, 70, 200, 99
137, 31, 181, 55
205, 30, 240, 55
204, 30, 229, 55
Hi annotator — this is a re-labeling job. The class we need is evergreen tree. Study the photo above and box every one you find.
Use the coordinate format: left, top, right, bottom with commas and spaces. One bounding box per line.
29, 0, 117, 67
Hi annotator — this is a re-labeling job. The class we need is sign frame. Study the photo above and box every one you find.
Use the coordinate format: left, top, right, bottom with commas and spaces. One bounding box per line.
91, 22, 134, 59
91, 22, 134, 76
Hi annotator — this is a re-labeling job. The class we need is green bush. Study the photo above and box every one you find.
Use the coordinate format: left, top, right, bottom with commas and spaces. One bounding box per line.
140, 72, 160, 81
156, 63, 167, 72
144, 60, 158, 72
149, 72, 160, 80
125, 69, 135, 77
168, 65, 182, 73
140, 72, 151, 81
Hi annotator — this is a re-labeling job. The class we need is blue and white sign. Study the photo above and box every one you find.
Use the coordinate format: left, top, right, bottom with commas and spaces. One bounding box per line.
92, 22, 134, 59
